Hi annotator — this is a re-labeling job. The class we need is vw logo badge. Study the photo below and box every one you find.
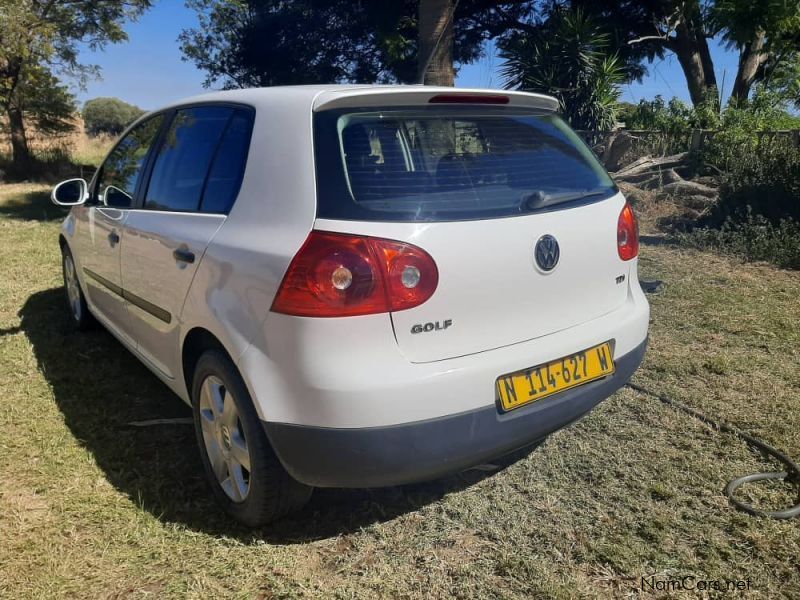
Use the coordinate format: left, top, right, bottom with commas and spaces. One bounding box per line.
535, 234, 560, 272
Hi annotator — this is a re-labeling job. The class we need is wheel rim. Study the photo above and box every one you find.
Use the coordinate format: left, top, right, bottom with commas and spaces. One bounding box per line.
199, 375, 251, 502
63, 254, 82, 321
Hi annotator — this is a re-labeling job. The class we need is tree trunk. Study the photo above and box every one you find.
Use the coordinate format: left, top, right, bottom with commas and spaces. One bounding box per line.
731, 31, 767, 104
673, 43, 709, 106
670, 19, 717, 106
0, 55, 31, 170
417, 0, 455, 86
697, 35, 718, 97
6, 101, 31, 171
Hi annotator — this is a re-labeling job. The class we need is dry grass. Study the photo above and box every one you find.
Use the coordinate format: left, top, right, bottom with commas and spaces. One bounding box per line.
617, 181, 689, 236
0, 183, 798, 598
0, 130, 74, 160
69, 131, 115, 168
0, 129, 114, 168
0, 117, 114, 175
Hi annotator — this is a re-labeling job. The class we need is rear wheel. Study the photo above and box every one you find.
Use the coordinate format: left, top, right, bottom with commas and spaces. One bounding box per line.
191, 350, 312, 526
61, 245, 95, 330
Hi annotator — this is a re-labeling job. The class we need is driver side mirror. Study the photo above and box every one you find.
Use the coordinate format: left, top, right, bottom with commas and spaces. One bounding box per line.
51, 178, 88, 206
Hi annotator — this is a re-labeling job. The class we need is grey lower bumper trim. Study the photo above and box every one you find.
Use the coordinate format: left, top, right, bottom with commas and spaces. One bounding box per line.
263, 338, 647, 488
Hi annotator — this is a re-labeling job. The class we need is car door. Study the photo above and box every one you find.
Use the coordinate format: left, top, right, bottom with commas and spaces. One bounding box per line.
79, 114, 165, 344
120, 106, 253, 378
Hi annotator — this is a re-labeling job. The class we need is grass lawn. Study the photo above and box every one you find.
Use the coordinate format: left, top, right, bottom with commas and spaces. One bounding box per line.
1, 182, 798, 598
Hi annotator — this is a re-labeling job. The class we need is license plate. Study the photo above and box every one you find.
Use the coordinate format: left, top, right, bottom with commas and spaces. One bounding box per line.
496, 341, 615, 412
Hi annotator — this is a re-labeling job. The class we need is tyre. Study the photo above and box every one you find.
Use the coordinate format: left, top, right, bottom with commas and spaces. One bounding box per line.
61, 245, 95, 331
191, 350, 312, 526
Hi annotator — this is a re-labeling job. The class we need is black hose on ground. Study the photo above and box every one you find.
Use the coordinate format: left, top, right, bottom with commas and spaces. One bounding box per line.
626, 382, 800, 519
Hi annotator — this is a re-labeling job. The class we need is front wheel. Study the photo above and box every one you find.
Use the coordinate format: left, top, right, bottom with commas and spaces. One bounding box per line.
191, 350, 312, 526
61, 245, 95, 330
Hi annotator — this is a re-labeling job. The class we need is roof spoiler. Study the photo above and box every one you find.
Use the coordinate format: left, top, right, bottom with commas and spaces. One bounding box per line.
312, 86, 559, 113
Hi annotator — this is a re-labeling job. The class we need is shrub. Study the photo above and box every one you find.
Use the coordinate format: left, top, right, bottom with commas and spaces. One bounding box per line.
82, 97, 144, 136
699, 89, 800, 171
624, 96, 696, 133
681, 212, 800, 270
623, 92, 720, 133
682, 91, 800, 270
619, 92, 720, 158
713, 140, 800, 224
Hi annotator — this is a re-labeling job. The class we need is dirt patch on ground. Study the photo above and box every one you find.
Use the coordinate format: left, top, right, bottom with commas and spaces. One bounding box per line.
0, 480, 50, 530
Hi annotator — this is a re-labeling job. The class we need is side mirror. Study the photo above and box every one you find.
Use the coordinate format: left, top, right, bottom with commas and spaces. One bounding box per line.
51, 178, 88, 206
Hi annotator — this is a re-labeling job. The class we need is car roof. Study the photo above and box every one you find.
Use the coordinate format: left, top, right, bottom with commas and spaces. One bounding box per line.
154, 84, 560, 114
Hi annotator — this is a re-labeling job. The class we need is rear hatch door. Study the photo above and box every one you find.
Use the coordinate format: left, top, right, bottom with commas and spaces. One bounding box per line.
312, 89, 630, 363
386, 197, 628, 362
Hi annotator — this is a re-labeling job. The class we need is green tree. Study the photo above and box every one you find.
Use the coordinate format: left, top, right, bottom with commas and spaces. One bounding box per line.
570, 0, 800, 106
180, 0, 541, 88
499, 9, 625, 130
82, 97, 145, 136
767, 59, 800, 108
0, 0, 151, 170
711, 0, 800, 103
1, 64, 76, 161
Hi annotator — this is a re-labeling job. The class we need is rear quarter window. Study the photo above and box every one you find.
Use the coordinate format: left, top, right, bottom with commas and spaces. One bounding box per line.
200, 110, 253, 214
314, 106, 616, 222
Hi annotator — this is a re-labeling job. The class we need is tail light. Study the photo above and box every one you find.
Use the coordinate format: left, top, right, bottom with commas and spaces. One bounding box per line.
617, 202, 639, 261
271, 231, 439, 317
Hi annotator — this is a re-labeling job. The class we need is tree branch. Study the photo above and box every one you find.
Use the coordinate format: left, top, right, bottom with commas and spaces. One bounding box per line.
628, 11, 682, 46
475, 5, 539, 36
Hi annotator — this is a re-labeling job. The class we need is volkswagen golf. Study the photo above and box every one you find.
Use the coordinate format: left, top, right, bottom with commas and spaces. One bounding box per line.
51, 85, 649, 526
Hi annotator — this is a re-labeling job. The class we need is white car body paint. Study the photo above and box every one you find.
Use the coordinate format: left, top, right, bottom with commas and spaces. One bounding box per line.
58, 84, 649, 455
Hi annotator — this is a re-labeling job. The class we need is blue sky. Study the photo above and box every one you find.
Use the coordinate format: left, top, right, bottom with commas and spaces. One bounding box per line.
459, 39, 741, 106
73, 1, 741, 110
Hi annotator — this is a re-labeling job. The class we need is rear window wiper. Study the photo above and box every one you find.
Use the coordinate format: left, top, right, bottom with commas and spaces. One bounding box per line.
520, 187, 613, 211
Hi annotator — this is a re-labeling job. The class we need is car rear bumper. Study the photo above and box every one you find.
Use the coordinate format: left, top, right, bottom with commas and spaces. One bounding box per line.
263, 337, 647, 488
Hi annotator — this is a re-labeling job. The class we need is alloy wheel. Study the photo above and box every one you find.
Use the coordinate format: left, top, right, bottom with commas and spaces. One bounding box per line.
63, 254, 82, 322
198, 375, 252, 502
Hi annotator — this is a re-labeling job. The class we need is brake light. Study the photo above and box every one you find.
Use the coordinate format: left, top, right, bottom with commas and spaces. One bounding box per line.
271, 231, 439, 317
429, 94, 509, 105
617, 202, 639, 261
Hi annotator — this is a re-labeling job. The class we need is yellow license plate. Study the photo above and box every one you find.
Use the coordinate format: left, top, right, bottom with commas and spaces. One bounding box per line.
496, 341, 615, 412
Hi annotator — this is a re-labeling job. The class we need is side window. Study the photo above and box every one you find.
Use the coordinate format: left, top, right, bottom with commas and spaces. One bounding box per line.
144, 106, 233, 212
200, 109, 253, 214
96, 115, 165, 208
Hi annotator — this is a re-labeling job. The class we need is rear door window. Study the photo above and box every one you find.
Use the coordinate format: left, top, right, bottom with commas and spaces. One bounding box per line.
144, 106, 233, 212
314, 107, 616, 222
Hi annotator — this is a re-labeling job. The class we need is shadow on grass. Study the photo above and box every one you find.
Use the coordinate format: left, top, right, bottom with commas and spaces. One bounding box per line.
639, 234, 682, 247
0, 189, 67, 222
20, 287, 536, 543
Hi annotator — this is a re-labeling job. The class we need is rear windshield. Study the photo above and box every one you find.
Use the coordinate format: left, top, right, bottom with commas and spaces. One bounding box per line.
313, 106, 616, 222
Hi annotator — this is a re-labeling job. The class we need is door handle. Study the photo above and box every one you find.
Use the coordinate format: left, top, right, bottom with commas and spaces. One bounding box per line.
173, 247, 195, 264
108, 231, 120, 246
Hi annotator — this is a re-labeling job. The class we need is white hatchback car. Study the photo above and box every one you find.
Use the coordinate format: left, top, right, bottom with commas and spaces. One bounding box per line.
52, 85, 649, 526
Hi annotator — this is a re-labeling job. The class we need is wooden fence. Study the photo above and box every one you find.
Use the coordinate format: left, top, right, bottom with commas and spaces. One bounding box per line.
575, 128, 800, 154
